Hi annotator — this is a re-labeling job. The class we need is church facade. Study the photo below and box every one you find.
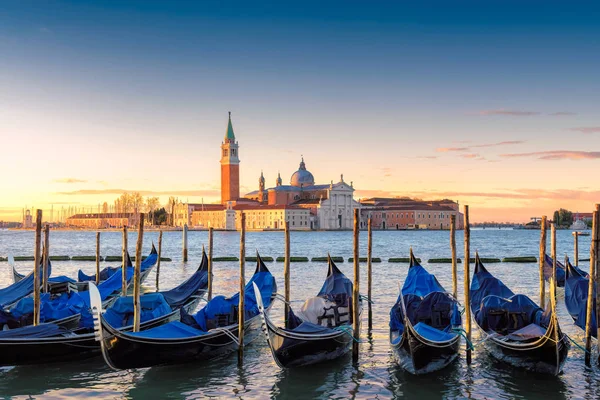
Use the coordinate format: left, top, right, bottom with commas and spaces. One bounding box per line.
173, 113, 359, 230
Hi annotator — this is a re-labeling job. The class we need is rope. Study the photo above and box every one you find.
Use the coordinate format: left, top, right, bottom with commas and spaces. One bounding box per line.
566, 334, 592, 355
359, 295, 374, 304
334, 325, 363, 343
452, 328, 475, 351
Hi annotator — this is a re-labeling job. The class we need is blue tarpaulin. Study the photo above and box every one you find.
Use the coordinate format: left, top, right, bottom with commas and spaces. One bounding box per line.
127, 263, 276, 339
390, 254, 460, 343
0, 323, 68, 339
104, 293, 172, 328
160, 262, 208, 308
77, 247, 157, 283
565, 261, 597, 337
0, 262, 52, 308
471, 257, 549, 338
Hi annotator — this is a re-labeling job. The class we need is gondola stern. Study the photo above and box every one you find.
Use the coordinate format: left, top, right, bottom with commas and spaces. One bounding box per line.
327, 254, 343, 277
255, 251, 270, 274
198, 247, 209, 272
474, 252, 487, 274
409, 247, 420, 268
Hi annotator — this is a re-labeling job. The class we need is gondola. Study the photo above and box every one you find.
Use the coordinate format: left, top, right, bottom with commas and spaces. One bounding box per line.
0, 250, 209, 366
76, 244, 158, 285
254, 255, 360, 368
542, 254, 587, 287
91, 253, 276, 370
564, 256, 596, 336
389, 250, 462, 374
470, 253, 569, 375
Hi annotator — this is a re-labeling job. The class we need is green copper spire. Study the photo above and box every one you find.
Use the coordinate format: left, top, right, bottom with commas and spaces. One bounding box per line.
225, 111, 235, 141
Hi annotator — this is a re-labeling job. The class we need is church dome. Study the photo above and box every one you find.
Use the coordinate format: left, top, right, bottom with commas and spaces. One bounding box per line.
290, 157, 315, 187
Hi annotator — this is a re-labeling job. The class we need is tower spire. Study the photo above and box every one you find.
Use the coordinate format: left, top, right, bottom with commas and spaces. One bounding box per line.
225, 111, 235, 142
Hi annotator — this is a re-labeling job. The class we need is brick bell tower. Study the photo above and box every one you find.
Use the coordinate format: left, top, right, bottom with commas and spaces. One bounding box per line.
221, 112, 240, 204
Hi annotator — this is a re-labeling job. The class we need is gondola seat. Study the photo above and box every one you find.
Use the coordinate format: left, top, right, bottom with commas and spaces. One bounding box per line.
476, 294, 543, 335
104, 293, 172, 329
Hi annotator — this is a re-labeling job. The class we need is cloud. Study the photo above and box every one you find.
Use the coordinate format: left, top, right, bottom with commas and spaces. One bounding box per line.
500, 150, 600, 160
570, 127, 600, 134
416, 156, 438, 159
471, 140, 525, 148
479, 109, 541, 116
460, 153, 480, 159
56, 188, 221, 197
53, 178, 87, 184
436, 147, 470, 152
550, 112, 577, 116
435, 141, 524, 158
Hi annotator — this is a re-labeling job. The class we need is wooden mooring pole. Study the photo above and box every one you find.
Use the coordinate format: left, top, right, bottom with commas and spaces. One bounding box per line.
155, 231, 163, 291
594, 205, 600, 364
183, 223, 188, 262
208, 227, 214, 300
539, 215, 547, 307
573, 231, 579, 266
463, 205, 472, 365
95, 232, 101, 285
133, 214, 145, 332
450, 214, 457, 300
584, 209, 597, 365
42, 224, 49, 293
122, 225, 128, 296
284, 221, 291, 328
551, 223, 557, 303
33, 210, 42, 326
352, 209, 360, 362
238, 213, 246, 365
367, 217, 373, 331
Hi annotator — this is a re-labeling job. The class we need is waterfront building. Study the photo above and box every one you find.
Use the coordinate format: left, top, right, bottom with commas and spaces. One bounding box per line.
244, 159, 359, 230
174, 113, 359, 231
22, 209, 33, 229
359, 198, 463, 230
66, 213, 145, 229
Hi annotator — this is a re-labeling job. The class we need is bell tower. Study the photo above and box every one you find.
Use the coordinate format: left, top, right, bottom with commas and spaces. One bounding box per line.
221, 112, 240, 204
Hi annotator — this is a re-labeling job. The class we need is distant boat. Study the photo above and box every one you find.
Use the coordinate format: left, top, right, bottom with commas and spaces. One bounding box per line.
569, 220, 588, 231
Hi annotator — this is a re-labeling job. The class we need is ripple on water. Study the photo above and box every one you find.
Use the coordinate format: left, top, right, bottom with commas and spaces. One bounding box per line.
1, 229, 599, 399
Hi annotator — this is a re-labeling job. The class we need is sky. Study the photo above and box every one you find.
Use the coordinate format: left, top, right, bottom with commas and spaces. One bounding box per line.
1, 1, 599, 223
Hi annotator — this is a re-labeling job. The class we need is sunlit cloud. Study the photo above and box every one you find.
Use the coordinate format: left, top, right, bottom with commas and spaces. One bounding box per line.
472, 140, 525, 148
460, 153, 480, 159
570, 127, 600, 134
56, 188, 221, 197
478, 109, 541, 116
436, 147, 469, 152
500, 150, 600, 160
53, 178, 87, 184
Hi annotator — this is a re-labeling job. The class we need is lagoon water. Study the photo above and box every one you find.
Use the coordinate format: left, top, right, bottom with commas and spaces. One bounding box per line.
0, 228, 599, 399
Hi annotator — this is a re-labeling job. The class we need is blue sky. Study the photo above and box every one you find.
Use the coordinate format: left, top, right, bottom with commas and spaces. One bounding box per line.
1, 1, 599, 221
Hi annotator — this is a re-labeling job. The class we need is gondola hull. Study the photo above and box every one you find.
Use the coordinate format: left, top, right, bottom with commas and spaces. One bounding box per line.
98, 313, 264, 370
0, 310, 180, 366
391, 325, 460, 374
477, 320, 570, 375
263, 318, 354, 368
0, 295, 202, 367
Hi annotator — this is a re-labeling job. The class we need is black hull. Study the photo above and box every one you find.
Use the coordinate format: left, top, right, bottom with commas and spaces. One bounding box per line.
476, 318, 570, 375
263, 318, 354, 368
0, 296, 199, 367
391, 324, 460, 375
99, 313, 265, 370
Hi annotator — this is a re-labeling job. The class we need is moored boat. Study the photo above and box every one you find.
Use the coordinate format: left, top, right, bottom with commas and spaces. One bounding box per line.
90, 253, 276, 370
254, 255, 360, 368
470, 253, 569, 375
389, 249, 462, 374
564, 256, 596, 336
0, 250, 209, 366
